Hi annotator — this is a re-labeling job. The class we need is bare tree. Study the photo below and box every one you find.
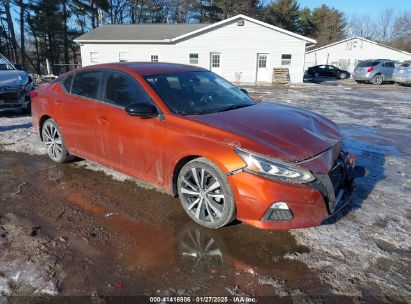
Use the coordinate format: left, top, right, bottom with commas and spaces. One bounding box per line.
347, 14, 377, 39
377, 8, 395, 41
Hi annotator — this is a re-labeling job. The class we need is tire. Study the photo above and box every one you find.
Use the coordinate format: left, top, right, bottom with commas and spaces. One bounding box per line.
339, 72, 348, 79
372, 74, 384, 85
177, 157, 236, 229
41, 118, 75, 163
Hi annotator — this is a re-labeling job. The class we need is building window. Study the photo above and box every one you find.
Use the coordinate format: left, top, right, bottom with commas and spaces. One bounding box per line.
150, 54, 159, 62
211, 53, 220, 68
258, 54, 268, 68
281, 54, 292, 66
189, 53, 199, 64
90, 52, 99, 63
119, 52, 128, 62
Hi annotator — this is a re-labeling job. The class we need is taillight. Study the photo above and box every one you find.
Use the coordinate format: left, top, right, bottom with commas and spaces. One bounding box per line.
29, 91, 38, 98
367, 67, 374, 73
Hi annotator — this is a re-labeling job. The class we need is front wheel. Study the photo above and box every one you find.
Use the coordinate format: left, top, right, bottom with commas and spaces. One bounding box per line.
42, 118, 75, 163
339, 72, 348, 79
177, 158, 236, 229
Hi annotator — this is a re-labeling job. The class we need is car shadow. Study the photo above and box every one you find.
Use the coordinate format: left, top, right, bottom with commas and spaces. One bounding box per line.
0, 123, 32, 132
322, 125, 388, 225
304, 76, 346, 84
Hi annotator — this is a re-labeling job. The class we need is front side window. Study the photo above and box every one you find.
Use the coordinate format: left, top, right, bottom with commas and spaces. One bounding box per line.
189, 53, 199, 64
150, 55, 159, 62
105, 70, 152, 107
62, 74, 74, 92
71, 70, 103, 99
144, 71, 254, 116
90, 52, 99, 63
281, 54, 292, 66
119, 52, 128, 62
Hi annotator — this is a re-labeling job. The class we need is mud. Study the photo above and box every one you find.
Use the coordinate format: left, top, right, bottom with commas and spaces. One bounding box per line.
1, 81, 410, 302
0, 151, 335, 301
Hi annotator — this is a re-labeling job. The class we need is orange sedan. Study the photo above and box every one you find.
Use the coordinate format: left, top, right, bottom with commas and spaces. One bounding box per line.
31, 63, 362, 230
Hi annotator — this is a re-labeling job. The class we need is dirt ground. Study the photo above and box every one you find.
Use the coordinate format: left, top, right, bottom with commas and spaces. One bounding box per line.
0, 80, 410, 303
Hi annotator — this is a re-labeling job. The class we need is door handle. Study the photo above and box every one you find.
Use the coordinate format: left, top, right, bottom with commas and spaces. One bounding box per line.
56, 98, 63, 104
98, 116, 110, 125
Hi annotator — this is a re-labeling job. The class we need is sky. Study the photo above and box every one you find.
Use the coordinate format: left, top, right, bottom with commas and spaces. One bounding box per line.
280, 0, 411, 16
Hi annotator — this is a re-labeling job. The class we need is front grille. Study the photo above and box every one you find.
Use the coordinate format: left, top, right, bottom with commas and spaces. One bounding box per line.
329, 163, 346, 194
0, 92, 21, 103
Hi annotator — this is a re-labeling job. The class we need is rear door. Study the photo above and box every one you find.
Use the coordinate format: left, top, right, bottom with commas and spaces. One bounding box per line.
56, 69, 103, 158
95, 69, 166, 185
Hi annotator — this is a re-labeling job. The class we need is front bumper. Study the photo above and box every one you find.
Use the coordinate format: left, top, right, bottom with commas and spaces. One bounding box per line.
228, 152, 360, 230
0, 88, 30, 110
393, 75, 411, 84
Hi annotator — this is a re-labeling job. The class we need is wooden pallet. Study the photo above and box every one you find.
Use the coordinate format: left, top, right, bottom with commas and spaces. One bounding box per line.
272, 68, 289, 84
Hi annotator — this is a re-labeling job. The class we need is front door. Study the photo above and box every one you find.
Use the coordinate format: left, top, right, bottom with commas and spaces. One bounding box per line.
257, 53, 270, 82
95, 69, 166, 186
210, 53, 222, 75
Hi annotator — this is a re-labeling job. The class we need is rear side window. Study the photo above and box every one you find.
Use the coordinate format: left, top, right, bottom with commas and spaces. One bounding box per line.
357, 61, 380, 67
384, 62, 395, 68
62, 74, 74, 92
72, 70, 103, 99
104, 70, 152, 107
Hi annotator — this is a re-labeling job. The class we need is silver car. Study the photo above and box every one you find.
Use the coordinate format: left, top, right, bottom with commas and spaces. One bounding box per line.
0, 54, 33, 112
393, 61, 411, 85
353, 59, 396, 85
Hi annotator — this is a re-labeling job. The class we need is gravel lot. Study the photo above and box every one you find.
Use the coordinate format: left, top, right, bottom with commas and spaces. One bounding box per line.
0, 80, 410, 302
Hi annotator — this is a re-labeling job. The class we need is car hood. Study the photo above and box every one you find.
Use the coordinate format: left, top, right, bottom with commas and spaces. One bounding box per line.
187, 101, 342, 162
0, 70, 28, 87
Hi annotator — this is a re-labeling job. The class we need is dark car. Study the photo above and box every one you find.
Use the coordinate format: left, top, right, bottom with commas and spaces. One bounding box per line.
306, 65, 350, 79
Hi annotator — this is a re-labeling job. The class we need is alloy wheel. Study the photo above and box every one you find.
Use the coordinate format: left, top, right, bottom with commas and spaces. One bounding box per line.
373, 75, 383, 85
180, 167, 225, 224
43, 122, 63, 161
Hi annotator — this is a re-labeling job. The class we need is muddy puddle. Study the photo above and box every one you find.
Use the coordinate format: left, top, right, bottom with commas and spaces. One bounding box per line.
0, 150, 352, 300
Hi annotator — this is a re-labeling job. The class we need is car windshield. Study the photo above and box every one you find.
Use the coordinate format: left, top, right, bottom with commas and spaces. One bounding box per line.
0, 58, 15, 71
144, 71, 254, 115
357, 61, 379, 67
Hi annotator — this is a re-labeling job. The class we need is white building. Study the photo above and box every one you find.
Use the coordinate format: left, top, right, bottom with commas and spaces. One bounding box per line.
305, 37, 411, 73
74, 15, 316, 83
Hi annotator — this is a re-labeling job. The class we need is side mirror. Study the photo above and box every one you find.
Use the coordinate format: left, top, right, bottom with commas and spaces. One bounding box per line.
240, 88, 249, 95
125, 103, 158, 119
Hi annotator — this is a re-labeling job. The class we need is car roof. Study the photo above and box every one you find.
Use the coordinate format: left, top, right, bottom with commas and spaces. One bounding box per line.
76, 62, 208, 76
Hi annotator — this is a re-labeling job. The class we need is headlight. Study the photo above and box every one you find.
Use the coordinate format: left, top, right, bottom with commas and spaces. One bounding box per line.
235, 148, 315, 184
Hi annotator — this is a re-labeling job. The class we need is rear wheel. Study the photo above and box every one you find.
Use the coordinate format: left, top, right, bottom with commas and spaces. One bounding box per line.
177, 158, 236, 229
42, 119, 74, 163
372, 74, 384, 85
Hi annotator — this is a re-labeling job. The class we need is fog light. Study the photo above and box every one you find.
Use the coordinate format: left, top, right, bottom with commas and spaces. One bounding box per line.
263, 202, 294, 222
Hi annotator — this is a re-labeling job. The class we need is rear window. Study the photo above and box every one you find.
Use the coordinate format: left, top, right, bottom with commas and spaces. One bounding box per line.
71, 70, 103, 99
357, 61, 380, 67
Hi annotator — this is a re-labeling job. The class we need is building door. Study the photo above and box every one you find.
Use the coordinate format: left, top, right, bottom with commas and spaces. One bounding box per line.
210, 53, 222, 75
257, 53, 270, 82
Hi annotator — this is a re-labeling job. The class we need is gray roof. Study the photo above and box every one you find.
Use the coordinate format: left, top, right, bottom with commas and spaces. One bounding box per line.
75, 23, 209, 42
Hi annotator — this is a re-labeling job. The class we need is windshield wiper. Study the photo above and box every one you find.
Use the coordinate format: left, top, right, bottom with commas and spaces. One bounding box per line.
218, 104, 253, 113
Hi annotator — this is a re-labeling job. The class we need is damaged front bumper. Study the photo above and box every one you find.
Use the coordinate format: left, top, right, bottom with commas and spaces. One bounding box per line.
0, 85, 31, 111
228, 151, 365, 230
